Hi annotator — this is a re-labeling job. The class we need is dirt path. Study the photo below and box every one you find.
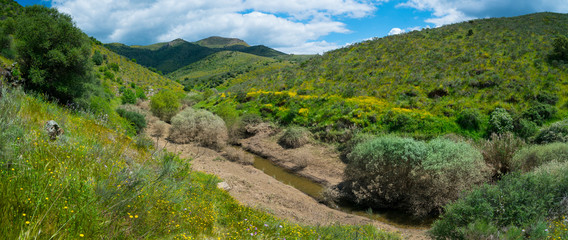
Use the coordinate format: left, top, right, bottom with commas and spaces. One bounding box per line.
145, 119, 429, 239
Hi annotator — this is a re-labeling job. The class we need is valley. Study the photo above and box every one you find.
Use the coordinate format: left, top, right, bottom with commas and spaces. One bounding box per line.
2, 0, 568, 239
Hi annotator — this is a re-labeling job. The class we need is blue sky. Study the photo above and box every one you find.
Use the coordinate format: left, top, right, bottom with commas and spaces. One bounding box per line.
14, 0, 568, 54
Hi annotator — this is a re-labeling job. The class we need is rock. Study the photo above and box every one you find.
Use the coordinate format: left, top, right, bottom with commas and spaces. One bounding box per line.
217, 181, 231, 191
45, 120, 64, 140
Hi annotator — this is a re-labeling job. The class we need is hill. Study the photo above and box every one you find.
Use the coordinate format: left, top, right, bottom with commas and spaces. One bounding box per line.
105, 37, 288, 74
204, 12, 568, 139
196, 36, 249, 48
167, 51, 279, 90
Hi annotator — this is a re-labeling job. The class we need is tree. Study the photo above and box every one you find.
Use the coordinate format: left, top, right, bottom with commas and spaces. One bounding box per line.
13, 5, 94, 103
550, 35, 568, 62
150, 90, 180, 122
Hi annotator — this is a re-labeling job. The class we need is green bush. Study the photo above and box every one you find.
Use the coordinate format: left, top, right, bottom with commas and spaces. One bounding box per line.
511, 142, 568, 172
150, 90, 180, 122
277, 126, 312, 149
430, 162, 568, 239
135, 87, 147, 100
181, 92, 204, 106
92, 50, 103, 65
513, 118, 538, 139
121, 88, 136, 104
522, 103, 556, 125
169, 108, 228, 150
487, 108, 513, 136
13, 5, 95, 103
478, 132, 526, 176
456, 108, 483, 130
550, 35, 568, 62
534, 120, 568, 144
343, 136, 489, 217
116, 108, 146, 134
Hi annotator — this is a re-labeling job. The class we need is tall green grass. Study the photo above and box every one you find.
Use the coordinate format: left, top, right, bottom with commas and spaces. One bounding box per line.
0, 87, 399, 239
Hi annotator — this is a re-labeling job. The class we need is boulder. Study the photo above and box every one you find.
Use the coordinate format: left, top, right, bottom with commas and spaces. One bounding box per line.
217, 181, 231, 191
45, 120, 64, 140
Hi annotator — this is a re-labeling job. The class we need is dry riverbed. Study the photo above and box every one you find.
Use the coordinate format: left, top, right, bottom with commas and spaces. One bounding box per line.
146, 120, 429, 239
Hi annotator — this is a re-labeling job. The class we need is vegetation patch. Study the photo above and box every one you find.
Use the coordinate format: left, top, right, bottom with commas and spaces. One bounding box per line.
168, 107, 228, 150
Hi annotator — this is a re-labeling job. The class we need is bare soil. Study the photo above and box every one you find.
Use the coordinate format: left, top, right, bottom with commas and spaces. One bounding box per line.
146, 119, 429, 239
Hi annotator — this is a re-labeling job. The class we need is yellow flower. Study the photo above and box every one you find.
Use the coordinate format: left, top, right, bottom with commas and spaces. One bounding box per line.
22, 213, 26, 216
25, 221, 30, 224
135, 215, 138, 218
79, 234, 84, 237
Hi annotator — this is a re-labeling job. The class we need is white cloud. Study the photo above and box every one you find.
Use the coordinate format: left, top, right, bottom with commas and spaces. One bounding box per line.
51, 0, 387, 54
399, 0, 568, 26
388, 27, 404, 35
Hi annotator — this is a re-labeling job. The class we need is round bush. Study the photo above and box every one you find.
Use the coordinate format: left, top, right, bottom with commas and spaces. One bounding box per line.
116, 108, 146, 134
534, 120, 568, 144
488, 108, 513, 136
456, 108, 483, 130
511, 142, 568, 172
168, 108, 228, 150
278, 126, 311, 149
344, 136, 489, 217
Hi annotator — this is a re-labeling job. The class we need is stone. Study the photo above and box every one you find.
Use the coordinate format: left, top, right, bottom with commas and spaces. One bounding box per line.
45, 120, 64, 140
217, 181, 231, 191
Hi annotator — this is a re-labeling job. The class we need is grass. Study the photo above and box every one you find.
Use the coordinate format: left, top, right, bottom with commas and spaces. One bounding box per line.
0, 86, 400, 239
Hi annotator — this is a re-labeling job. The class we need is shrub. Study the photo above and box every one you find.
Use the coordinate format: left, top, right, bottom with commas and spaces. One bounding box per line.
456, 108, 483, 130
522, 103, 556, 125
337, 133, 374, 164
550, 35, 568, 62
121, 88, 137, 104
513, 118, 538, 139
168, 108, 228, 150
487, 108, 513, 136
478, 132, 526, 177
278, 126, 311, 149
181, 92, 203, 106
430, 162, 568, 239
92, 50, 103, 65
150, 90, 180, 122
534, 120, 568, 144
221, 147, 254, 165
511, 142, 568, 172
135, 87, 147, 100
343, 136, 488, 217
116, 108, 146, 134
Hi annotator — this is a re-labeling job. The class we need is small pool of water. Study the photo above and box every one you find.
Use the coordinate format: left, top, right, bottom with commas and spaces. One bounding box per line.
250, 152, 433, 229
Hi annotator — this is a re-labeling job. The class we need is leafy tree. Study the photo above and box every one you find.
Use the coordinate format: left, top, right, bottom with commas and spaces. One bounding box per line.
150, 90, 180, 122
12, 5, 94, 103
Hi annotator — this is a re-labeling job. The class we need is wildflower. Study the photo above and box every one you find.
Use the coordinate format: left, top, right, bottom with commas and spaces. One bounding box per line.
22, 213, 26, 216
25, 221, 30, 224
135, 215, 138, 218
79, 234, 84, 237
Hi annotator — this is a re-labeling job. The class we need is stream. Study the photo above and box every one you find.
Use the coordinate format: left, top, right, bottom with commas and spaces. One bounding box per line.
251, 154, 433, 229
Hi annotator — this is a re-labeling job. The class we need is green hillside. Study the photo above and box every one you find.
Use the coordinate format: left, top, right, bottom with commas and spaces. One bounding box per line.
205, 12, 568, 139
196, 36, 249, 48
93, 45, 184, 96
105, 38, 287, 74
167, 51, 279, 90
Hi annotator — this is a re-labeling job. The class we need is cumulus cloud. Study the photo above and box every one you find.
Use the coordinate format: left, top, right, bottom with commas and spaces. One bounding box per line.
51, 0, 386, 54
388, 27, 404, 35
399, 0, 568, 26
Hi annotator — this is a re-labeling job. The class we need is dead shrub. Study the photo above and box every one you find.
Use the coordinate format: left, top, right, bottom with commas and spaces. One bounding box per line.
168, 108, 228, 150
478, 132, 526, 177
221, 147, 253, 165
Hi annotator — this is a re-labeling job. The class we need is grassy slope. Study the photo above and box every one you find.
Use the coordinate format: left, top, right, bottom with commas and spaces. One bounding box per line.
94, 45, 185, 96
210, 13, 568, 138
167, 51, 279, 90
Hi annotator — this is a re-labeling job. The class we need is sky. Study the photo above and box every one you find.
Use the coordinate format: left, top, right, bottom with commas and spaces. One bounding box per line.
14, 0, 568, 54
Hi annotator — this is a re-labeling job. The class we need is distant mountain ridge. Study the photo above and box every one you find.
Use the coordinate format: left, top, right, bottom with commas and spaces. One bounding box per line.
105, 37, 287, 74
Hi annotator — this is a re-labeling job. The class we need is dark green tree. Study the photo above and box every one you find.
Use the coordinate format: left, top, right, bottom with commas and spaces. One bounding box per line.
13, 5, 94, 103
550, 35, 568, 62
92, 50, 103, 65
